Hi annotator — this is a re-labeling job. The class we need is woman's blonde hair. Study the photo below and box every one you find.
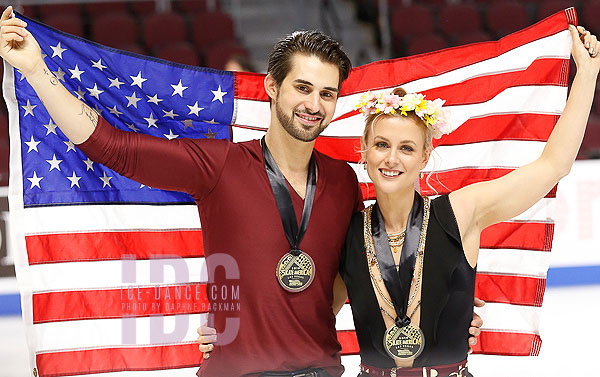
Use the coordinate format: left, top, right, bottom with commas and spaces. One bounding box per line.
359, 87, 434, 161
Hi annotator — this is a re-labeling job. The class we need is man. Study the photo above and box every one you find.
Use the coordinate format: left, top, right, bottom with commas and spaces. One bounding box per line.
0, 7, 481, 376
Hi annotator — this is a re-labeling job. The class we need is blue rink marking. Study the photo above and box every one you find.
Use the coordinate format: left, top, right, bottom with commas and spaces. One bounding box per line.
545, 265, 600, 287
0, 294, 21, 316
0, 266, 599, 316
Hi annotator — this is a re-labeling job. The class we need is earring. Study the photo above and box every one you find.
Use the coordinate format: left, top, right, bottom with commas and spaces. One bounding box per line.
419, 172, 424, 180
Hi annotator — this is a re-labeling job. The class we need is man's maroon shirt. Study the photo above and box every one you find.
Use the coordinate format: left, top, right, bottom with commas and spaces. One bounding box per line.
78, 117, 363, 376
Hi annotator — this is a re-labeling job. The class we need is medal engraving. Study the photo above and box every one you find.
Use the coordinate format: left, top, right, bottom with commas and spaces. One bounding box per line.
384, 322, 424, 360
276, 252, 315, 292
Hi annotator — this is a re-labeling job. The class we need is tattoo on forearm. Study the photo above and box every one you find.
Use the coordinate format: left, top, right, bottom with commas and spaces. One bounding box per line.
43, 67, 58, 86
78, 104, 98, 126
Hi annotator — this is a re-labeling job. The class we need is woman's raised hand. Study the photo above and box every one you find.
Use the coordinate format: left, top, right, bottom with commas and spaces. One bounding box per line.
570, 24, 600, 75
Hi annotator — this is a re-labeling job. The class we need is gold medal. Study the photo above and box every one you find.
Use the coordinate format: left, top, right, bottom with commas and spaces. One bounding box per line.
383, 322, 424, 360
276, 251, 315, 292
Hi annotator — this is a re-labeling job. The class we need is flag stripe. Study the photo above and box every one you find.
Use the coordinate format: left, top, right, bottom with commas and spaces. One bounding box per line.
36, 343, 203, 377
31, 258, 206, 292
477, 302, 541, 333
27, 230, 204, 265
470, 331, 542, 356
23, 204, 201, 234
33, 314, 206, 351
477, 248, 551, 277
475, 274, 546, 307
33, 284, 209, 324
481, 222, 554, 251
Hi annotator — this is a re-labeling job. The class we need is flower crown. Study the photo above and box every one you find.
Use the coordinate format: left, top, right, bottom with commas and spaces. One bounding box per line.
357, 91, 453, 139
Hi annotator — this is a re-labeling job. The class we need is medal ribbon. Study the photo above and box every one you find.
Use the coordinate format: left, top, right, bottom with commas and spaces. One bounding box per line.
371, 192, 424, 328
261, 136, 316, 256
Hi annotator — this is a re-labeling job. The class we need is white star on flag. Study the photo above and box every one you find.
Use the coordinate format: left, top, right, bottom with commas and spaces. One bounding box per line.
108, 76, 124, 89
99, 171, 113, 188
69, 65, 85, 81
187, 101, 204, 116
171, 79, 188, 97
162, 109, 178, 119
211, 85, 227, 103
64, 140, 76, 153
67, 171, 82, 188
130, 71, 147, 88
144, 112, 158, 128
27, 171, 43, 189
147, 94, 163, 105
43, 119, 58, 135
22, 99, 37, 117
163, 129, 179, 140
91, 58, 107, 71
86, 83, 104, 100
125, 92, 142, 108
24, 136, 41, 153
82, 158, 94, 171
127, 123, 140, 132
46, 154, 63, 172
50, 42, 67, 58
109, 106, 123, 117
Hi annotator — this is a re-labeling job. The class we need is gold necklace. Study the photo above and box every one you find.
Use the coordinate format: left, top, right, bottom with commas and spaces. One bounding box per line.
387, 230, 405, 253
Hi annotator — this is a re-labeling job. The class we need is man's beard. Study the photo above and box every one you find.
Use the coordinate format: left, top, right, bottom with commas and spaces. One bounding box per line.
275, 100, 327, 142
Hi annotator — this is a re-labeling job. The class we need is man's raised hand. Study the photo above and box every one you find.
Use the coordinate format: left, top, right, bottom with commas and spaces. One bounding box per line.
0, 6, 43, 77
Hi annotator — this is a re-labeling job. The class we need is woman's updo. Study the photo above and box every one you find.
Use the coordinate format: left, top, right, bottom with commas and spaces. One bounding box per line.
359, 87, 434, 155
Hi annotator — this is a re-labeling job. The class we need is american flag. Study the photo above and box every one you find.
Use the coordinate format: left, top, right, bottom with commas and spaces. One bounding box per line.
4, 8, 576, 377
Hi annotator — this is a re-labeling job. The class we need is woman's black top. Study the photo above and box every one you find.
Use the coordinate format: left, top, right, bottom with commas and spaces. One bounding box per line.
339, 195, 476, 367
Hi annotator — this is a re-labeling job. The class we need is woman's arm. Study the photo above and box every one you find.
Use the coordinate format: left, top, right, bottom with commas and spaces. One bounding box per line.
451, 25, 600, 240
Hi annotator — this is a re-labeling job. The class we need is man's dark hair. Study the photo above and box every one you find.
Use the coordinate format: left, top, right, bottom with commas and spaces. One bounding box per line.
267, 30, 352, 89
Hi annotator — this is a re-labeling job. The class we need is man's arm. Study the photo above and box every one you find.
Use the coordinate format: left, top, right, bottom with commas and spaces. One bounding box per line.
0, 7, 229, 196
0, 6, 97, 144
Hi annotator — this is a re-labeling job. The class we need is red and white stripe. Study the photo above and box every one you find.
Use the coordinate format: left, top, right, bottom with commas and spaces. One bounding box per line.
7, 8, 576, 377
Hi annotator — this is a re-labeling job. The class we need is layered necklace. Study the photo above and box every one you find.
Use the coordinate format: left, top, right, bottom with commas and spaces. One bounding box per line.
362, 195, 431, 361
387, 229, 406, 254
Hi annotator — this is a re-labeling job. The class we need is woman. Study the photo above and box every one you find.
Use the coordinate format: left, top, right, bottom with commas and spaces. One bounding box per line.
340, 25, 599, 377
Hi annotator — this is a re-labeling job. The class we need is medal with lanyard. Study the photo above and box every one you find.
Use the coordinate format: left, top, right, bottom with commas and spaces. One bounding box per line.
365, 192, 430, 360
262, 137, 317, 293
